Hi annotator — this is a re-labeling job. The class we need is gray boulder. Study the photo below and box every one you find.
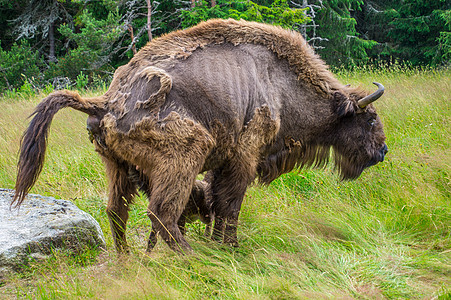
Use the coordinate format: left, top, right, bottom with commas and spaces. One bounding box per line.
0, 189, 105, 277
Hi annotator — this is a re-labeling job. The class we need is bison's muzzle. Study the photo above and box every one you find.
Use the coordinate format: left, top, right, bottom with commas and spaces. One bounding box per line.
367, 143, 388, 168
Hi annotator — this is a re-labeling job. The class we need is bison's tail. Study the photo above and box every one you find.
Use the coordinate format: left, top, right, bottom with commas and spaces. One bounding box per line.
12, 90, 107, 208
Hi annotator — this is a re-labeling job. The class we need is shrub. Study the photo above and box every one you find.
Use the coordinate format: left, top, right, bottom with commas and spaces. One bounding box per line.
0, 41, 45, 93
44, 47, 95, 83
75, 71, 89, 90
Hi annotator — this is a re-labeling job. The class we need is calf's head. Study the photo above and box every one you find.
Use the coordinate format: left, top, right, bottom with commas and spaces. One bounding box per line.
331, 82, 388, 179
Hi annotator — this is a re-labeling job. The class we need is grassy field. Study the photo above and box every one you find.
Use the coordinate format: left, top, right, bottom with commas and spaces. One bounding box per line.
0, 67, 450, 299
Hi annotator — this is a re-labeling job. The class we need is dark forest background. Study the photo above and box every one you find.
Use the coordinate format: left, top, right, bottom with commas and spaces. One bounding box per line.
0, 0, 449, 93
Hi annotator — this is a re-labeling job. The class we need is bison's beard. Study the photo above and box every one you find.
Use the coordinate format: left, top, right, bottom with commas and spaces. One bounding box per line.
333, 145, 387, 180
258, 144, 332, 184
333, 151, 367, 180
258, 142, 385, 183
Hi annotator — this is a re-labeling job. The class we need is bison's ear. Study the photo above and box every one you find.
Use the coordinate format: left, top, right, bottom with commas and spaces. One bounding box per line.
333, 91, 356, 118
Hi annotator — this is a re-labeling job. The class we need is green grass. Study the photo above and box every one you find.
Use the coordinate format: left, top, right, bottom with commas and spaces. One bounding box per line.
0, 68, 450, 299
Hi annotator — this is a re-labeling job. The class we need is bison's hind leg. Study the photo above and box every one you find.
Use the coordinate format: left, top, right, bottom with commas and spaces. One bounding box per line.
147, 225, 158, 252
137, 114, 215, 253
102, 158, 137, 253
103, 112, 214, 253
146, 161, 206, 253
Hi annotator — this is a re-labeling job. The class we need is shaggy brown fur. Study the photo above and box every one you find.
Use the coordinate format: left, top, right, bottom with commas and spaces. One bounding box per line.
13, 19, 387, 253
178, 180, 212, 236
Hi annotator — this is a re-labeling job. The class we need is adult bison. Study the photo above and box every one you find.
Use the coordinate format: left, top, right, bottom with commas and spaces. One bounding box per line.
13, 19, 387, 253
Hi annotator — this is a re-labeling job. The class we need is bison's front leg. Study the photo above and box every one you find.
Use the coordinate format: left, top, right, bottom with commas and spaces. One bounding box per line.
210, 106, 280, 246
224, 210, 241, 246
103, 157, 137, 253
210, 162, 253, 247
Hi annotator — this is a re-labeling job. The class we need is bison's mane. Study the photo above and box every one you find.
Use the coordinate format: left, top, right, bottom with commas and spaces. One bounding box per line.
131, 18, 343, 97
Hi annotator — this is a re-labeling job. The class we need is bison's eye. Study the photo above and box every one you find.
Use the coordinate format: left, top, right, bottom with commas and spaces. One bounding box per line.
368, 118, 375, 127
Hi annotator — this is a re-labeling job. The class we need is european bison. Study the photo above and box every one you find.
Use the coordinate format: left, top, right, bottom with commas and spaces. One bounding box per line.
13, 19, 387, 253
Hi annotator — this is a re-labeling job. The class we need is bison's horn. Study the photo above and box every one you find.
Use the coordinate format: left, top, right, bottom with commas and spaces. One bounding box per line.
358, 82, 384, 108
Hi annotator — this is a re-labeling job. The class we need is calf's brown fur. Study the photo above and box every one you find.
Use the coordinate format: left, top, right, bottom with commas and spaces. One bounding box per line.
13, 19, 387, 253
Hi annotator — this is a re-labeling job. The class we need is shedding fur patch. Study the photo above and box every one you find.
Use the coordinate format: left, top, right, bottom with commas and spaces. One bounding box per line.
100, 112, 216, 228
239, 106, 280, 149
134, 66, 173, 112
100, 111, 215, 171
236, 105, 280, 183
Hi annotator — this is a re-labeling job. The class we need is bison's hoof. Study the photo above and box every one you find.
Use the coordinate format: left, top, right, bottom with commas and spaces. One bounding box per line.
211, 233, 223, 243
223, 238, 239, 248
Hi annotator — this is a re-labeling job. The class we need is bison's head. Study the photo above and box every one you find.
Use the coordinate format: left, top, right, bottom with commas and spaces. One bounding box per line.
330, 82, 388, 180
